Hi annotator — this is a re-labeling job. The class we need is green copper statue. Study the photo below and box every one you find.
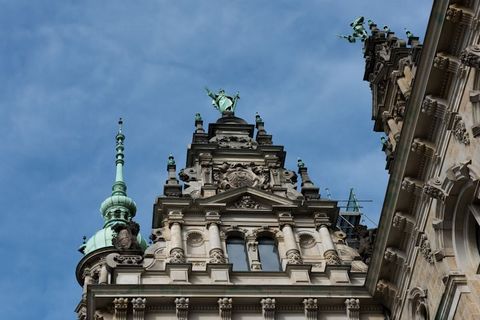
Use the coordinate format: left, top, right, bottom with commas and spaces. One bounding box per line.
297, 157, 305, 168
338, 16, 369, 43
205, 87, 240, 114
195, 113, 202, 122
168, 154, 176, 166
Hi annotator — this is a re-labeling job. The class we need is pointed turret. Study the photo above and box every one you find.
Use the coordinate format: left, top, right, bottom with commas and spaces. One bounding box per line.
297, 158, 320, 199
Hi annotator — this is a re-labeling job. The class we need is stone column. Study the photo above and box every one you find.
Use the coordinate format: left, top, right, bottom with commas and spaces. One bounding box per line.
113, 298, 128, 320
345, 298, 360, 320
261, 298, 275, 320
318, 224, 340, 265
281, 223, 302, 264
170, 222, 186, 263
218, 297, 233, 320
132, 298, 146, 320
208, 222, 226, 263
175, 297, 189, 320
303, 298, 318, 320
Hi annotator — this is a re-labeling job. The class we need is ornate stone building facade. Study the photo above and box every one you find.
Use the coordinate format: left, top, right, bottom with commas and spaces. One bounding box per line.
76, 103, 386, 319
76, 0, 480, 319
363, 0, 480, 318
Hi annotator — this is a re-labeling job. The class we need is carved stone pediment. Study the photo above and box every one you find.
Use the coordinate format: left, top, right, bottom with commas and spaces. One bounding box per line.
201, 187, 296, 210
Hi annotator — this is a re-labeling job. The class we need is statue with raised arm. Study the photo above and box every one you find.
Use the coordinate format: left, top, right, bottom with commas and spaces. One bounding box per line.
205, 87, 240, 114
338, 16, 370, 44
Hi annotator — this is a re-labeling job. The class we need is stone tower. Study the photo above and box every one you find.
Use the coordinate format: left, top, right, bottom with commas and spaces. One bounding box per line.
75, 95, 385, 319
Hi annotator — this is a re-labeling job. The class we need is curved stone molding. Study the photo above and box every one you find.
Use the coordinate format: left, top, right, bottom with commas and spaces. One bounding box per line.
260, 298, 276, 320
303, 298, 318, 320
175, 297, 189, 320
218, 297, 232, 320
345, 298, 360, 320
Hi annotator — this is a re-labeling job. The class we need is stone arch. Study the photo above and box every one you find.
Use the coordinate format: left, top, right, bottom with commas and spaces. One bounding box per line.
408, 287, 429, 320
434, 161, 480, 273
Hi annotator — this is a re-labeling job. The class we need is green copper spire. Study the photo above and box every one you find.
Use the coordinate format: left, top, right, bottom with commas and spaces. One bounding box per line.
80, 119, 147, 255
99, 118, 137, 228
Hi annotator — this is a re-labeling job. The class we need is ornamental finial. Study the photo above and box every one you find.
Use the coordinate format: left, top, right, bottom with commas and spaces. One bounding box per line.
118, 117, 123, 133
205, 87, 240, 114
297, 157, 305, 168
168, 154, 176, 166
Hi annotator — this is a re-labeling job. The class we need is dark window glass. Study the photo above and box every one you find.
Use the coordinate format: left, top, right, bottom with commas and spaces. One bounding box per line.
226, 237, 249, 271
258, 237, 282, 271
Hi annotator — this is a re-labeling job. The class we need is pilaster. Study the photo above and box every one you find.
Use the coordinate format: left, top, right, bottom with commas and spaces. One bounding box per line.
260, 298, 276, 320
132, 298, 146, 320
113, 298, 128, 320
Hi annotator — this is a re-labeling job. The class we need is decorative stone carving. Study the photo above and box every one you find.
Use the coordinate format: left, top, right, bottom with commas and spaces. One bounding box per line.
186, 232, 204, 247
451, 114, 470, 145
460, 45, 480, 69
384, 247, 405, 265
446, 6, 463, 23
213, 162, 271, 191
376, 279, 397, 297
303, 298, 318, 320
260, 298, 276, 320
433, 55, 449, 70
423, 179, 446, 201
113, 298, 129, 320
112, 221, 142, 251
113, 254, 143, 265
286, 249, 303, 264
175, 297, 189, 320
231, 195, 263, 209
446, 160, 471, 182
408, 287, 429, 320
218, 297, 233, 320
401, 177, 422, 194
345, 298, 360, 320
324, 250, 341, 265
418, 234, 434, 264
132, 298, 146, 320
421, 96, 438, 116
411, 138, 435, 158
210, 134, 258, 149
209, 248, 227, 264
170, 248, 186, 264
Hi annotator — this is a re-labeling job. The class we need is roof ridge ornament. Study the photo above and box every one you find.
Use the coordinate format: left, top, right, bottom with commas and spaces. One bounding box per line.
205, 87, 240, 114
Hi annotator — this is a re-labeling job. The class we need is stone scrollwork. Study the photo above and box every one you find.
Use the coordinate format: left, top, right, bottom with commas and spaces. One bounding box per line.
423, 179, 446, 201
451, 114, 470, 145
170, 248, 186, 264
209, 248, 227, 264
113, 254, 143, 265
210, 134, 258, 150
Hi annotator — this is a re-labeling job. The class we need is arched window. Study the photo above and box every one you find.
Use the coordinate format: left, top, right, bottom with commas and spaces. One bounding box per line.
258, 236, 281, 271
226, 236, 249, 271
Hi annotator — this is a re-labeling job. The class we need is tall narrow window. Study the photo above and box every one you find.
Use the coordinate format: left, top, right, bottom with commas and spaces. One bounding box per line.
226, 236, 249, 271
258, 237, 281, 271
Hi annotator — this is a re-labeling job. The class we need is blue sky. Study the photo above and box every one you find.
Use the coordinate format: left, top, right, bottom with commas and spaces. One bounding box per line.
0, 1, 432, 318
